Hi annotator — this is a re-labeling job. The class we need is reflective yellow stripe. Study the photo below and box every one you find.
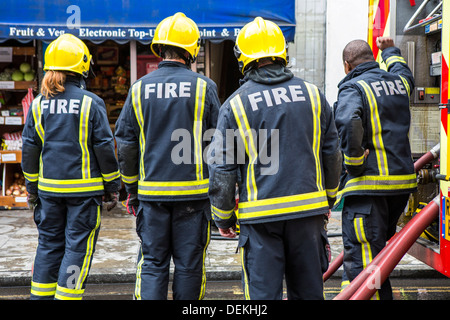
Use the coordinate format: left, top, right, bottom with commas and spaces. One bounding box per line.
30, 281, 57, 296
336, 173, 417, 203
326, 185, 339, 198
138, 179, 209, 196
211, 205, 234, 220
102, 170, 120, 182
240, 246, 251, 300
135, 246, 144, 300
353, 217, 380, 300
76, 205, 101, 291
38, 177, 104, 193
385, 55, 407, 68
238, 190, 328, 220
231, 95, 258, 201
399, 75, 411, 96
344, 153, 365, 166
131, 81, 146, 180
79, 95, 92, 179
23, 171, 39, 182
55, 285, 84, 300
194, 78, 207, 181
198, 220, 211, 300
358, 80, 389, 176
305, 82, 323, 191
32, 96, 44, 143
121, 173, 138, 184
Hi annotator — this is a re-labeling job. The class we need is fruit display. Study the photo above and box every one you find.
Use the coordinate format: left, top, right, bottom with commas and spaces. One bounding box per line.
5, 172, 27, 197
0, 63, 35, 82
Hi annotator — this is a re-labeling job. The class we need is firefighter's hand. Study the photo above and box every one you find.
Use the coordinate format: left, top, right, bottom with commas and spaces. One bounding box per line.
219, 226, 237, 239
103, 192, 119, 211
126, 193, 139, 216
27, 193, 38, 211
376, 37, 394, 51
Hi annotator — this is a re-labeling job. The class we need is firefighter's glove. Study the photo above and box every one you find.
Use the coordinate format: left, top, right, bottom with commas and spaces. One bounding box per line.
27, 193, 38, 211
126, 193, 139, 216
103, 192, 119, 211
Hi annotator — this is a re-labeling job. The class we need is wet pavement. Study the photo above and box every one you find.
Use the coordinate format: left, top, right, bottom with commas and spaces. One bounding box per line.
0, 204, 444, 299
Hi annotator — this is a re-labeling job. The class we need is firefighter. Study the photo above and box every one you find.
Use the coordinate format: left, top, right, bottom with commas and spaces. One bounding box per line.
333, 37, 417, 300
22, 33, 120, 300
207, 17, 342, 300
114, 12, 220, 300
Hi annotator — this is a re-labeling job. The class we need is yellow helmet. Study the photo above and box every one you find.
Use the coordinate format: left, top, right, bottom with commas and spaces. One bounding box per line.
44, 33, 92, 77
151, 12, 200, 63
234, 17, 288, 74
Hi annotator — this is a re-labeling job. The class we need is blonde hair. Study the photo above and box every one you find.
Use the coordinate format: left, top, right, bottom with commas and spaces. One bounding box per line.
40, 70, 66, 99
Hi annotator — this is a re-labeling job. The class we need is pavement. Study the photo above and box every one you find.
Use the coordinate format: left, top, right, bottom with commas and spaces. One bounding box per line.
0, 204, 440, 288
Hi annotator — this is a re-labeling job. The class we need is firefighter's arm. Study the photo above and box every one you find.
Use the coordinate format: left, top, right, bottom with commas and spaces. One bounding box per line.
321, 96, 342, 208
378, 37, 415, 95
114, 91, 140, 194
91, 98, 121, 194
207, 109, 238, 231
21, 98, 42, 195
334, 84, 366, 177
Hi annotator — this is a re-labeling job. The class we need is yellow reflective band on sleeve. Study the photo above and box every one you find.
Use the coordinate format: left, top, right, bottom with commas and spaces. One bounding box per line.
121, 173, 139, 184
131, 81, 146, 180
238, 190, 328, 220
30, 281, 57, 297
385, 55, 407, 69
211, 205, 235, 220
305, 82, 323, 191
194, 78, 207, 181
23, 171, 39, 182
358, 80, 389, 176
399, 75, 411, 96
231, 95, 258, 201
326, 185, 339, 199
55, 285, 84, 300
138, 179, 209, 196
79, 95, 92, 179
32, 95, 44, 144
38, 177, 104, 193
102, 170, 120, 182
344, 153, 365, 166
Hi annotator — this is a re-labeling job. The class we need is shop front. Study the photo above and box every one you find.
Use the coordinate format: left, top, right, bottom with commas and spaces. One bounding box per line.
0, 0, 295, 208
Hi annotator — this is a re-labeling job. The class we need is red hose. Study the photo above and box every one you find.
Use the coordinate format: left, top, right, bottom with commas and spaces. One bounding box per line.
323, 251, 343, 282
332, 232, 400, 300
349, 197, 439, 300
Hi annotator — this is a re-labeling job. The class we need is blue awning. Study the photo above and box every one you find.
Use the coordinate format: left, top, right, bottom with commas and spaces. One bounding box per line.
0, 0, 295, 43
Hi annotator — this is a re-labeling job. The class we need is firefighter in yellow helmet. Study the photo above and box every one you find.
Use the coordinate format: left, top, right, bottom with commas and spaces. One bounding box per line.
208, 17, 342, 299
22, 33, 120, 300
115, 12, 220, 300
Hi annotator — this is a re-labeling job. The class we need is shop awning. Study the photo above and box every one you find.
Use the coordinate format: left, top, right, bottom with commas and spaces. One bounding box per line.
0, 0, 295, 43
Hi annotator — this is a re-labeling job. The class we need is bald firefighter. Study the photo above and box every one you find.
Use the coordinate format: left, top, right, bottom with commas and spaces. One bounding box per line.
334, 37, 417, 300
207, 17, 342, 300
115, 13, 220, 300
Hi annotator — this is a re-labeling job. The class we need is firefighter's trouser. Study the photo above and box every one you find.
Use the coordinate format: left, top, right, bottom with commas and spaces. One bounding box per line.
134, 199, 211, 300
30, 195, 102, 300
341, 194, 410, 300
238, 214, 329, 300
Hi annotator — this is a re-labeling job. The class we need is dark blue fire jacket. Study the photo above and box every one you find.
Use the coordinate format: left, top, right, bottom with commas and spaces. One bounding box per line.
22, 76, 120, 197
333, 46, 417, 204
114, 61, 220, 202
